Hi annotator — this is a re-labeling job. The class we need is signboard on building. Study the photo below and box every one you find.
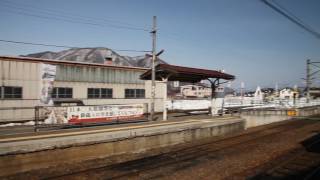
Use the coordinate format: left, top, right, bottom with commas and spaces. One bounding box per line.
67, 104, 145, 124
39, 63, 56, 105
215, 86, 225, 98
173, 81, 180, 88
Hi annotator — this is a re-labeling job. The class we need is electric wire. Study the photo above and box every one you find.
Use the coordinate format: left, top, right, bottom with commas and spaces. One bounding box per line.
0, 0, 149, 32
0, 39, 151, 52
0, 0, 187, 43
261, 0, 320, 39
270, 0, 317, 34
0, 0, 186, 52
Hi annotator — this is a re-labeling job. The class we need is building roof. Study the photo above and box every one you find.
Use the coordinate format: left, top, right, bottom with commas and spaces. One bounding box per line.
0, 55, 149, 71
180, 83, 211, 88
140, 63, 235, 83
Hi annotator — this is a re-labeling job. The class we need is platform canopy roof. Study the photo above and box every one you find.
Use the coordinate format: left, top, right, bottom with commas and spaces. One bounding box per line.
140, 64, 235, 83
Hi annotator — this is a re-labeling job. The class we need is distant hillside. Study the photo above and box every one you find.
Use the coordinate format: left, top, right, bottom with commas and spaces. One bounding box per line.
22, 47, 167, 68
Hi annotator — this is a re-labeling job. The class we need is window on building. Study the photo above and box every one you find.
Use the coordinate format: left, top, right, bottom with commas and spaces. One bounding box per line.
88, 88, 112, 98
88, 88, 100, 98
52, 87, 73, 98
101, 88, 113, 98
136, 89, 145, 98
125, 89, 135, 98
125, 89, 145, 98
1, 86, 22, 99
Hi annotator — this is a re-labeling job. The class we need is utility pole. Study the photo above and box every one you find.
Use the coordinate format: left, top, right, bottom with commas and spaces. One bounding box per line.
240, 82, 244, 104
240, 82, 244, 97
150, 16, 157, 121
306, 59, 311, 102
304, 59, 320, 103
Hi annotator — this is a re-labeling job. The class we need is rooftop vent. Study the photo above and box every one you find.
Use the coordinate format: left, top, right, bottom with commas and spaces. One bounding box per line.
104, 57, 113, 65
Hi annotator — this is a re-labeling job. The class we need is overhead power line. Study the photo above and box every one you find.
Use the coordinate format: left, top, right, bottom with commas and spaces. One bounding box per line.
0, 0, 186, 45
0, 39, 151, 53
1, 8, 149, 32
269, 0, 316, 32
1, 0, 149, 30
261, 0, 320, 39
0, 0, 149, 32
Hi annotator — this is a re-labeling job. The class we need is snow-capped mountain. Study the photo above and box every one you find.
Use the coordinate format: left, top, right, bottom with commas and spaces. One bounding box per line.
23, 47, 167, 68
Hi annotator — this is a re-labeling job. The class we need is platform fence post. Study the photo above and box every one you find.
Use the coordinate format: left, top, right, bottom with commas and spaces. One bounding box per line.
34, 106, 39, 132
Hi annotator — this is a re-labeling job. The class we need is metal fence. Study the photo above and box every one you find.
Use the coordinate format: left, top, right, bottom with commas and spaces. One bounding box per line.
165, 98, 320, 112
2, 98, 320, 129
0, 106, 36, 125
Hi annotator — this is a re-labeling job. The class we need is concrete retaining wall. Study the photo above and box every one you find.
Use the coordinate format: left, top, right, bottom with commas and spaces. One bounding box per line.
241, 109, 290, 128
241, 106, 320, 128
0, 118, 244, 178
296, 106, 320, 117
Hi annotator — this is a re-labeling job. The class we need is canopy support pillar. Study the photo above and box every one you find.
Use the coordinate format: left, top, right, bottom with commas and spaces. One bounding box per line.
208, 78, 224, 116
162, 77, 168, 121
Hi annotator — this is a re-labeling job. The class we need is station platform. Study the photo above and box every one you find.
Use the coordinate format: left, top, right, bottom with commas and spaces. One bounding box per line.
0, 114, 245, 178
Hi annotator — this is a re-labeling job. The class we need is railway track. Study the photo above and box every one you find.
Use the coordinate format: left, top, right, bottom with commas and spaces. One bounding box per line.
305, 166, 320, 180
249, 130, 320, 180
50, 119, 320, 179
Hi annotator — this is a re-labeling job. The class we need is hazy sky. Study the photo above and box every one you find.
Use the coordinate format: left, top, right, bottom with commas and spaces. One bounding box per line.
0, 0, 320, 90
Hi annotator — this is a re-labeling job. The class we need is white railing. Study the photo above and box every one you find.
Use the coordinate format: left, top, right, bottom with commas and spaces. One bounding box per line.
166, 97, 320, 111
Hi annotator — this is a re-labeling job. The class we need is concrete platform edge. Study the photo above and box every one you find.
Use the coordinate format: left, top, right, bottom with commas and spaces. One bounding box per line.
0, 118, 244, 155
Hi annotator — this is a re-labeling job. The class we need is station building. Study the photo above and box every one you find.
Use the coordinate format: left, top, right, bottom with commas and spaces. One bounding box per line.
0, 55, 165, 123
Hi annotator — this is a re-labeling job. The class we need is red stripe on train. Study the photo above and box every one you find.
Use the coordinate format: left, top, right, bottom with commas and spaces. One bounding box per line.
68, 115, 144, 124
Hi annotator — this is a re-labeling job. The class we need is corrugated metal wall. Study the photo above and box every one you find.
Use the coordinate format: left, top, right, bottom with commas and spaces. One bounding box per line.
0, 59, 40, 100
0, 59, 40, 82
0, 59, 41, 122
55, 65, 145, 84
0, 58, 165, 123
